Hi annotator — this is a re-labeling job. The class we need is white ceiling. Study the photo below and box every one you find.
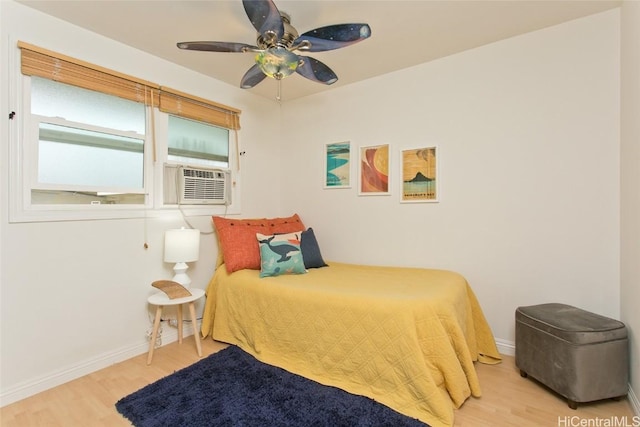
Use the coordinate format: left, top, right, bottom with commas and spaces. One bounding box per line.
17, 0, 620, 102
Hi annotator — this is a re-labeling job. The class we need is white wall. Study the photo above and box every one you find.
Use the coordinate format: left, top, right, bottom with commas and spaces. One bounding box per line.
280, 10, 621, 350
620, 0, 640, 413
0, 0, 282, 405
1, 0, 634, 411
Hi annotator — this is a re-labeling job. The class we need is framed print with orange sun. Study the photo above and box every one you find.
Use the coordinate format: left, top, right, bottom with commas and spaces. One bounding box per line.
359, 144, 390, 196
401, 146, 438, 203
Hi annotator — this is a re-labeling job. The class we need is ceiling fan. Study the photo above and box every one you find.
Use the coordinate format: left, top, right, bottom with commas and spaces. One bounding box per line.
177, 0, 372, 90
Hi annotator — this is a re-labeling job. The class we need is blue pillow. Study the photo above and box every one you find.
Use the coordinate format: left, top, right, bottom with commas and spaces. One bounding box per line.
301, 228, 328, 269
256, 232, 307, 278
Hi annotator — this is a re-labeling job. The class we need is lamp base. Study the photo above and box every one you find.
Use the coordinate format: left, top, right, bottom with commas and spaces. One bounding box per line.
171, 262, 192, 289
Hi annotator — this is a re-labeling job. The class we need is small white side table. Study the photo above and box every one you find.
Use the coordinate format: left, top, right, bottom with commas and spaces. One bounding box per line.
146, 287, 205, 365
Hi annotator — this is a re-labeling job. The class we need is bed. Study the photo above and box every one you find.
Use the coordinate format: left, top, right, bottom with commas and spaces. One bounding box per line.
201, 246, 502, 427
201, 215, 501, 427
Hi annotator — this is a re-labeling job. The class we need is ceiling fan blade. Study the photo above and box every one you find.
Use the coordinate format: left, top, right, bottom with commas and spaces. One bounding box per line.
296, 56, 338, 85
242, 0, 284, 40
295, 24, 371, 52
177, 41, 258, 53
240, 64, 268, 89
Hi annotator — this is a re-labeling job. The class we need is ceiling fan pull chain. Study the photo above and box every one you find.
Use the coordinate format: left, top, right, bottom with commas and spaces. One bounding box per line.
276, 79, 282, 102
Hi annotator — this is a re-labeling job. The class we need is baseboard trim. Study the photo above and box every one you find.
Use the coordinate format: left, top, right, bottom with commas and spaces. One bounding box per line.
0, 322, 195, 407
495, 338, 515, 357
0, 341, 149, 407
628, 385, 640, 416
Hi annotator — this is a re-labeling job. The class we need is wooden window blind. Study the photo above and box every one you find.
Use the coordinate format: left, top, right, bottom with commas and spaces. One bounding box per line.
159, 87, 241, 130
18, 41, 242, 130
18, 41, 159, 106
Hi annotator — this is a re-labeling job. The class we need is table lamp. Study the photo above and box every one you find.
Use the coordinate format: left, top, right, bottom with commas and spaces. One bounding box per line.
164, 227, 200, 288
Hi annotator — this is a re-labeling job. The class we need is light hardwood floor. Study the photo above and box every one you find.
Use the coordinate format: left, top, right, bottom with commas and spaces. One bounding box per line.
1, 337, 636, 426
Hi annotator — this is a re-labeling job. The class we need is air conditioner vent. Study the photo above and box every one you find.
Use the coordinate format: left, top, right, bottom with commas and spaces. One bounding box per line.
182, 169, 226, 202
164, 164, 230, 205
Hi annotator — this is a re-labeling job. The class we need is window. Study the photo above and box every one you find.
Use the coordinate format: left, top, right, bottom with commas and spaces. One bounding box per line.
158, 86, 240, 208
30, 77, 147, 205
11, 41, 241, 222
167, 115, 229, 169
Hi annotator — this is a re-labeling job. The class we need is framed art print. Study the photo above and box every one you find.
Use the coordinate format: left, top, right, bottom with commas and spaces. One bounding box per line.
324, 141, 351, 188
401, 146, 438, 203
359, 144, 390, 195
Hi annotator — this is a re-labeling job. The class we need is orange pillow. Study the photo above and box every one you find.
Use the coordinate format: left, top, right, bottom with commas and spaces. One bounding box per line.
269, 215, 306, 234
213, 214, 305, 273
213, 217, 267, 269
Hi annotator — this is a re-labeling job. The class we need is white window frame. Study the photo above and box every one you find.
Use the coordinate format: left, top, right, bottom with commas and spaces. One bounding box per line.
7, 44, 241, 223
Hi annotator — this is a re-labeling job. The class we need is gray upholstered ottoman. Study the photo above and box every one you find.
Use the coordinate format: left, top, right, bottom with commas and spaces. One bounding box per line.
515, 303, 628, 409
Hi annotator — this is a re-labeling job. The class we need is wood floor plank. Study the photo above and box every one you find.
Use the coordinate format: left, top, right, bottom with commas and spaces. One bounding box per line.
0, 338, 635, 426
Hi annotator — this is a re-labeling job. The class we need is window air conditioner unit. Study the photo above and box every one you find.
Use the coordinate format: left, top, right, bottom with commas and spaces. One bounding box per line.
164, 164, 231, 205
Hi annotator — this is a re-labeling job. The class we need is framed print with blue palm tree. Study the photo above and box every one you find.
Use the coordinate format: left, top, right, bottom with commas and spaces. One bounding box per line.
401, 146, 438, 203
324, 141, 351, 189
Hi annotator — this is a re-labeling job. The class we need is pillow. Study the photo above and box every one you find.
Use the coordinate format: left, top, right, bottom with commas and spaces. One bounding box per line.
257, 232, 307, 278
268, 214, 306, 234
213, 217, 269, 273
300, 228, 328, 269
213, 214, 305, 273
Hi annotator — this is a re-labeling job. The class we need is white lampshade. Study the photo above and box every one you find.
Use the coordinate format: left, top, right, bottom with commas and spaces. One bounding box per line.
164, 228, 200, 263
164, 228, 200, 288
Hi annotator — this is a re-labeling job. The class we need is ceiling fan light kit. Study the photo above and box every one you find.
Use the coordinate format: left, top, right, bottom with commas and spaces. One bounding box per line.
177, 0, 371, 90
255, 48, 300, 81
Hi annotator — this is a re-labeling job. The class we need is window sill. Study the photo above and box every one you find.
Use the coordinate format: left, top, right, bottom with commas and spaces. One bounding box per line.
9, 203, 240, 223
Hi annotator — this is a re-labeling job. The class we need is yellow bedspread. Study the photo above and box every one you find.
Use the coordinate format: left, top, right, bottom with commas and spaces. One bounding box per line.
201, 262, 501, 427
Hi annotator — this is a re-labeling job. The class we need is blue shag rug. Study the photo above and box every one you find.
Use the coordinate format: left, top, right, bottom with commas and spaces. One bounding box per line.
116, 345, 428, 426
